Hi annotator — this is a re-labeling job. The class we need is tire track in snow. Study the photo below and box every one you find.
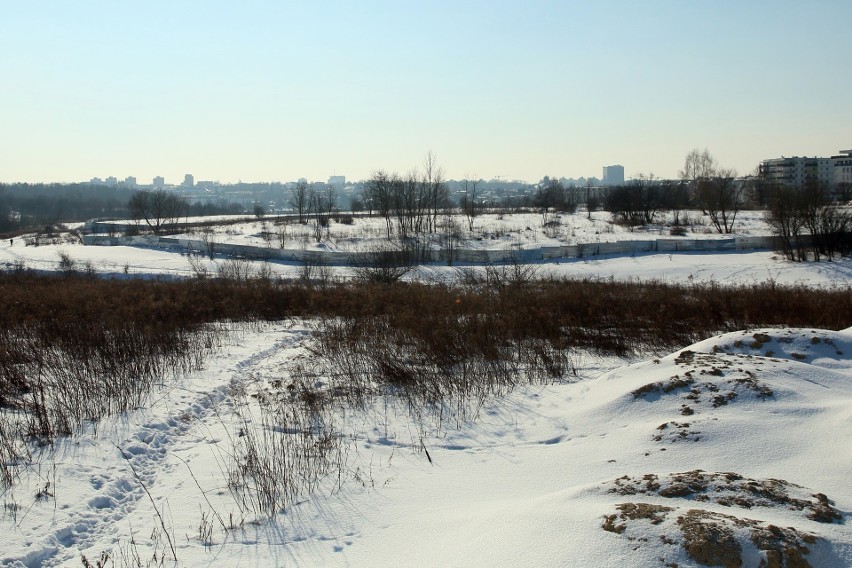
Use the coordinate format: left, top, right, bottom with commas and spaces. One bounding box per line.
14, 327, 302, 568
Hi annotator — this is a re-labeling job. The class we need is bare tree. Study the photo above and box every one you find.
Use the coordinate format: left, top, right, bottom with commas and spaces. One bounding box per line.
128, 189, 188, 235
461, 177, 479, 232
423, 151, 448, 233
308, 186, 333, 242
633, 173, 662, 225
815, 201, 851, 259
535, 178, 577, 214
585, 179, 594, 220
392, 171, 420, 240
290, 181, 309, 224
439, 213, 462, 266
764, 181, 852, 262
657, 179, 688, 226
680, 148, 717, 186
324, 184, 337, 214
795, 180, 850, 261
680, 149, 744, 234
604, 173, 662, 227
765, 183, 804, 261
365, 171, 394, 238
695, 168, 743, 234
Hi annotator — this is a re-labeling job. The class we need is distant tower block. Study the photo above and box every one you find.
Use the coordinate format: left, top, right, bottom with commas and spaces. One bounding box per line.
328, 175, 346, 190
602, 165, 625, 186
183, 174, 194, 187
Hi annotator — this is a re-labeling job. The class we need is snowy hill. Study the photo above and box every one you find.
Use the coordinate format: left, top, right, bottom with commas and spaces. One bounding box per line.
1, 325, 849, 567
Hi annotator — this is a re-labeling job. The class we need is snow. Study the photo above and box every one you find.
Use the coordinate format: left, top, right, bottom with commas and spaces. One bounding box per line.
4, 210, 852, 285
1, 322, 850, 567
1, 212, 851, 566
100, 210, 778, 252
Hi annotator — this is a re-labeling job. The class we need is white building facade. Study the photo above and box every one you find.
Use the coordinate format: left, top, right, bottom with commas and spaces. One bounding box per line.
760, 149, 851, 199
602, 165, 624, 186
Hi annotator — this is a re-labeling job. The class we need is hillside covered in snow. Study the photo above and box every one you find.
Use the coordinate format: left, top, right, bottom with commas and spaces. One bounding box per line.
0, 211, 850, 567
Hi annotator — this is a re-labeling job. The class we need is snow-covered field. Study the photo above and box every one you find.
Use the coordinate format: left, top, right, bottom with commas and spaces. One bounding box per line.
107, 210, 777, 252
1, 212, 851, 567
2, 322, 850, 567
3, 210, 852, 286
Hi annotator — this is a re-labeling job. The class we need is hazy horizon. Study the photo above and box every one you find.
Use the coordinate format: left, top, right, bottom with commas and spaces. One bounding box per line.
2, 1, 850, 185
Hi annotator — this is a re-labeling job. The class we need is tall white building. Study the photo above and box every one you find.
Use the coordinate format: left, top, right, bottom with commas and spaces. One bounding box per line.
602, 165, 624, 186
183, 174, 194, 188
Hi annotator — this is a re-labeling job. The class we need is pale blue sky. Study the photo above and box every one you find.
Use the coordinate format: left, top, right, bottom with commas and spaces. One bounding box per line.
1, 1, 850, 184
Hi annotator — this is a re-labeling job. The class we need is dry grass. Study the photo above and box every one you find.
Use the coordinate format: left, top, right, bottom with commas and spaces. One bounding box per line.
1, 272, 848, 343
1, 270, 849, 506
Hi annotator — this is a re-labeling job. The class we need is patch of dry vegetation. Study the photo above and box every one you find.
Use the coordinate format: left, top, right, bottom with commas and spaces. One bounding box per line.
1, 271, 849, 509
631, 351, 776, 424
603, 470, 837, 565
1, 272, 849, 350
603, 505, 822, 568
607, 471, 841, 523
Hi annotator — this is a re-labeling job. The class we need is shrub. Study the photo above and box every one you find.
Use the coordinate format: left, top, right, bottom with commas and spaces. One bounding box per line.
352, 243, 415, 283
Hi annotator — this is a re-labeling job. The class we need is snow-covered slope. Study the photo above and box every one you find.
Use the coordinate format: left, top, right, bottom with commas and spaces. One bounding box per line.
4, 211, 852, 286
1, 326, 850, 567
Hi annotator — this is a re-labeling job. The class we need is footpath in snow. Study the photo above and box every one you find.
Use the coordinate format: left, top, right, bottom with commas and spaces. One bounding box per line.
2, 322, 850, 567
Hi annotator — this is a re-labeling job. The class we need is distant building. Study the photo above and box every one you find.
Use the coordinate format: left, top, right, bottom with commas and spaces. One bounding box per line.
153, 176, 165, 189
328, 175, 346, 190
124, 176, 137, 188
759, 149, 852, 196
759, 156, 832, 187
90, 177, 103, 185
183, 174, 194, 188
602, 165, 625, 186
832, 149, 852, 188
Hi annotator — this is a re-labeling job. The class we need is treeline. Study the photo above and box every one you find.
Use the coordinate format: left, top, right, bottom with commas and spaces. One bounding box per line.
766, 181, 852, 261
362, 169, 449, 239
355, 152, 449, 240
0, 183, 244, 235
0, 183, 132, 232
601, 149, 851, 261
356, 157, 593, 240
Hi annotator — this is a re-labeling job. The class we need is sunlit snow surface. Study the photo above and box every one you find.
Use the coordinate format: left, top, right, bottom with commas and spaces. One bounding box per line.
3, 211, 852, 287
1, 213, 851, 567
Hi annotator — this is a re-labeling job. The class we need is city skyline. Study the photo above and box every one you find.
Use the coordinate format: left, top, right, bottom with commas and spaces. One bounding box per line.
80, 171, 603, 187
1, 1, 850, 184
